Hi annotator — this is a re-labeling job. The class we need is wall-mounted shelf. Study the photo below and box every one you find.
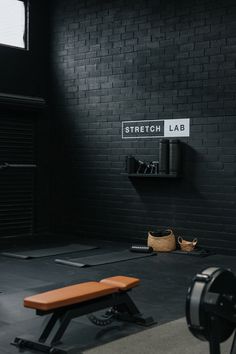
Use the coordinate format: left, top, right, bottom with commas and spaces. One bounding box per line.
122, 173, 180, 178
124, 140, 182, 179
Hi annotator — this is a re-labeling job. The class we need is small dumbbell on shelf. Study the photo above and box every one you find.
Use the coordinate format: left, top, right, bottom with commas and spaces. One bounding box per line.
137, 160, 146, 174
151, 161, 159, 174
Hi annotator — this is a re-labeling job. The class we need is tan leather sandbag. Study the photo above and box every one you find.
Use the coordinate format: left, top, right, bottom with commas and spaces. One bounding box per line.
147, 229, 176, 252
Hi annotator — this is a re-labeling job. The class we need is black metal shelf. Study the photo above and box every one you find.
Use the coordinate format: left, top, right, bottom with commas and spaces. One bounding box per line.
122, 173, 180, 178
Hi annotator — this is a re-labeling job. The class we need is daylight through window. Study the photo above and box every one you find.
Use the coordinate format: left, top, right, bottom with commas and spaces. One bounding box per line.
0, 0, 26, 49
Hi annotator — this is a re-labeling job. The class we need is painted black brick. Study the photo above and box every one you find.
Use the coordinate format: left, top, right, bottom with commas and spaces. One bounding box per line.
50, 0, 236, 253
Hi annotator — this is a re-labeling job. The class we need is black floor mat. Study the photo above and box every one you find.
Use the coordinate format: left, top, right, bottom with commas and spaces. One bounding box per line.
55, 250, 156, 267
172, 248, 213, 257
1, 244, 97, 259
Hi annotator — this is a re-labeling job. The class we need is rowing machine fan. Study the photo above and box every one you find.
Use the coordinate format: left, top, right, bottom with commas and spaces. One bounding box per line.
186, 267, 236, 343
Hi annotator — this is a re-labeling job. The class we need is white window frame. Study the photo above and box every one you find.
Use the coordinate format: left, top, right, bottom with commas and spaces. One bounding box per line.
0, 0, 29, 50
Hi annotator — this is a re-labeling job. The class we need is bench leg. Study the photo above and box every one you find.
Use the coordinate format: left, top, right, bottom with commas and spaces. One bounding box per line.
119, 292, 141, 314
39, 312, 61, 343
50, 311, 73, 345
12, 337, 70, 354
114, 292, 156, 326
12, 310, 74, 353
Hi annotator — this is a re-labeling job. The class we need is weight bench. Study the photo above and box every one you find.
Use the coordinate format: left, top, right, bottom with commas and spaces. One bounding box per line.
13, 276, 155, 354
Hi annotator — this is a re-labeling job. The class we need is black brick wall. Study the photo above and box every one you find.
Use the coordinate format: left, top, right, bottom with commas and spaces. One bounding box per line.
50, 0, 236, 253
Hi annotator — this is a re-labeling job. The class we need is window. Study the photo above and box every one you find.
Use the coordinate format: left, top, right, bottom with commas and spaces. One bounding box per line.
0, 0, 28, 49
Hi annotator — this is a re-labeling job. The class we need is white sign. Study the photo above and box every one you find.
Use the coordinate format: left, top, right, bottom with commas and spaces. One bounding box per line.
164, 119, 190, 137
122, 118, 190, 139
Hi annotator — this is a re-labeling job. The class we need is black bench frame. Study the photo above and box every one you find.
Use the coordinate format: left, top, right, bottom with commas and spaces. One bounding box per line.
12, 289, 155, 354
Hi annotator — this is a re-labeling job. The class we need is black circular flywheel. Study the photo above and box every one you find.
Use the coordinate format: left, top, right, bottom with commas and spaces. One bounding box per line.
186, 267, 236, 343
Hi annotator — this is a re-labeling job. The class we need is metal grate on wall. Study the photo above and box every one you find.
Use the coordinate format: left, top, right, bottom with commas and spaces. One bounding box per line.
0, 93, 46, 238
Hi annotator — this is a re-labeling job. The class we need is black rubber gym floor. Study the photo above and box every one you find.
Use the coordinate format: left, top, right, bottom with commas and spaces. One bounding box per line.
1, 236, 236, 354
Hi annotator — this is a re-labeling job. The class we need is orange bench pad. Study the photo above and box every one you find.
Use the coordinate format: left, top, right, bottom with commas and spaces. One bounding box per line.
24, 282, 118, 311
100, 276, 140, 290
